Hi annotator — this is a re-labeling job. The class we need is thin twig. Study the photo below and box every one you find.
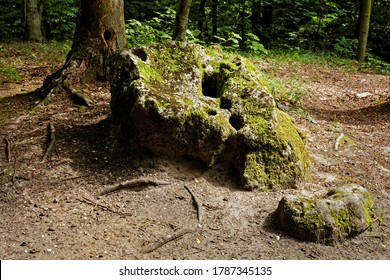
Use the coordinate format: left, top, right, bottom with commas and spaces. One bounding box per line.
184, 184, 203, 225
42, 123, 56, 162
77, 197, 132, 216
142, 228, 193, 254
51, 175, 92, 185
99, 178, 171, 196
4, 138, 11, 162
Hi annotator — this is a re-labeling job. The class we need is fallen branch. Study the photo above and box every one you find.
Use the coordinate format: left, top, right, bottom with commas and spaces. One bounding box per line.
77, 197, 132, 216
99, 178, 171, 196
42, 123, 56, 162
184, 184, 203, 225
142, 228, 193, 254
4, 138, 11, 162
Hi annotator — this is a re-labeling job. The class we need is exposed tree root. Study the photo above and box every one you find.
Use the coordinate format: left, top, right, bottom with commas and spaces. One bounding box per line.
32, 53, 74, 100
63, 80, 93, 107
184, 184, 203, 225
31, 52, 94, 108
142, 228, 194, 254
99, 178, 171, 196
42, 123, 56, 162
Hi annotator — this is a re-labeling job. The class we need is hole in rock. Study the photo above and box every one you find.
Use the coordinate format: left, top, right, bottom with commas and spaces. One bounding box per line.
207, 109, 217, 116
132, 48, 148, 62
220, 97, 232, 110
229, 114, 245, 130
202, 73, 225, 98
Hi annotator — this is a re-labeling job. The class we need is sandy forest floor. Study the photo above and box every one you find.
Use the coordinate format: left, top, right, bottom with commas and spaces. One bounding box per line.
0, 43, 389, 260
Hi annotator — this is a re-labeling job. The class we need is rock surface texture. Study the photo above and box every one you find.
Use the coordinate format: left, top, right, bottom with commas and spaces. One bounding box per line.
107, 42, 310, 190
276, 184, 374, 244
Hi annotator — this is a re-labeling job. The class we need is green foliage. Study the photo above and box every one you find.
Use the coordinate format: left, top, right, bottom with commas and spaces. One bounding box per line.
333, 37, 359, 58
0, 0, 22, 39
126, 8, 175, 47
0, 62, 21, 83
43, 0, 77, 40
0, 0, 389, 63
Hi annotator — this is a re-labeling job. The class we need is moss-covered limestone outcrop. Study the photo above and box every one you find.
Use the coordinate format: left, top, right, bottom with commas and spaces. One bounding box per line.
107, 41, 310, 190
276, 184, 375, 244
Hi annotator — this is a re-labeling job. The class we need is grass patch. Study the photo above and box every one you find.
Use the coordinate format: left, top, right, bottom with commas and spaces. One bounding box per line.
259, 49, 390, 74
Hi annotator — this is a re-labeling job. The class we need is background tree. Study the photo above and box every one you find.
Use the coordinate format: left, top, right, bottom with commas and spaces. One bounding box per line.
357, 0, 373, 62
172, 0, 193, 41
34, 0, 126, 99
1, 0, 389, 63
22, 0, 44, 42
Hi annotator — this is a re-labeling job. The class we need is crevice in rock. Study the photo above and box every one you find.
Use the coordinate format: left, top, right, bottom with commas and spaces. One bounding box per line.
220, 97, 232, 110
202, 72, 225, 98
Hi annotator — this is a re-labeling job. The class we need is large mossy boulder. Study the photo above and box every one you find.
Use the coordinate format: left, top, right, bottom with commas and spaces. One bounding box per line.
107, 41, 310, 190
276, 184, 375, 245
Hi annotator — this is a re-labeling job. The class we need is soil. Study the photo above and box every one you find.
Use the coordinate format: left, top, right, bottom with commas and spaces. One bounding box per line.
0, 45, 389, 260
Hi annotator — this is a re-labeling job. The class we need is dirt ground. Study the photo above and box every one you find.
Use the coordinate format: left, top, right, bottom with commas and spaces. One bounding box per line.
0, 46, 389, 260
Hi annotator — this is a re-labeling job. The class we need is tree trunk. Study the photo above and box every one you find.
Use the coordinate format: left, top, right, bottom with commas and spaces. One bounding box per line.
172, 0, 193, 41
357, 0, 373, 62
211, 0, 218, 39
197, 0, 208, 39
239, 0, 247, 49
22, 0, 44, 42
251, 0, 261, 38
71, 0, 126, 79
33, 0, 126, 99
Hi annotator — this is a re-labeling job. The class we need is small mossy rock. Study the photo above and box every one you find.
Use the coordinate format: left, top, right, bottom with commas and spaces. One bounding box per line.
107, 41, 310, 190
276, 184, 374, 245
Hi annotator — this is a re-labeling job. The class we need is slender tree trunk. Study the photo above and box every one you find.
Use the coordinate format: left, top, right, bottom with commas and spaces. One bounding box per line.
22, 0, 44, 42
211, 0, 218, 39
251, 0, 261, 38
357, 0, 373, 62
172, 0, 193, 41
197, 0, 208, 39
239, 0, 247, 49
33, 0, 126, 99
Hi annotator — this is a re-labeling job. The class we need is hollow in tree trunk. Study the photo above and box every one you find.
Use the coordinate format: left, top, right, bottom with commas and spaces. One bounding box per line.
33, 0, 126, 99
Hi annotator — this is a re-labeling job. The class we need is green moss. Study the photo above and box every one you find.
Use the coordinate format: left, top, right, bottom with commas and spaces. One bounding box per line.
181, 97, 195, 106
331, 208, 353, 238
289, 198, 327, 233
137, 59, 164, 84
243, 152, 268, 190
275, 109, 311, 179
79, 105, 87, 113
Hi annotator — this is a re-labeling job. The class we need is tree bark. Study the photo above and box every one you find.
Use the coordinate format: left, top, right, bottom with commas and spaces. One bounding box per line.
251, 0, 261, 38
211, 0, 218, 39
22, 0, 44, 42
197, 0, 208, 39
172, 0, 193, 41
33, 0, 126, 99
357, 0, 373, 62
